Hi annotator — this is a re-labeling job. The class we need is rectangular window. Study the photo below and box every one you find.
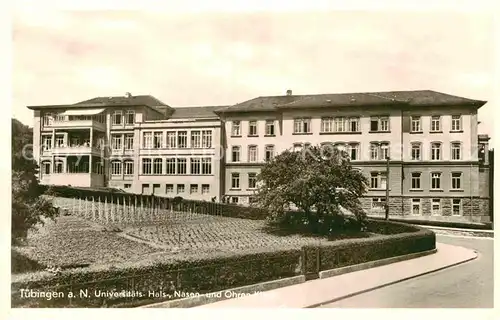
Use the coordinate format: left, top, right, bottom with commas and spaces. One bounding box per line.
42, 136, 52, 151
178, 131, 188, 148
371, 197, 385, 211
231, 197, 239, 204
451, 172, 462, 190
451, 115, 462, 131
166, 184, 174, 194
231, 173, 240, 189
265, 145, 275, 161
42, 162, 51, 175
202, 158, 212, 174
124, 134, 134, 150
124, 184, 131, 189
334, 117, 345, 132
347, 143, 359, 160
111, 161, 122, 175
430, 116, 441, 132
431, 142, 442, 160
201, 184, 210, 194
124, 160, 134, 175
349, 117, 360, 132
432, 199, 441, 215
248, 145, 258, 162
370, 143, 379, 160
143, 132, 152, 149
321, 117, 333, 133
431, 172, 442, 189
452, 199, 462, 215
412, 199, 421, 215
411, 172, 421, 189
191, 131, 201, 148
248, 173, 257, 189
451, 142, 462, 160
265, 120, 275, 136
153, 158, 162, 174
232, 121, 241, 136
153, 132, 163, 149
112, 111, 122, 125
43, 113, 53, 126
411, 143, 421, 160
177, 158, 187, 174
202, 130, 212, 148
411, 116, 421, 132
293, 118, 311, 134
248, 121, 258, 136
166, 158, 176, 174
54, 161, 64, 173
152, 184, 161, 195
190, 184, 198, 194
370, 172, 386, 189
232, 146, 241, 162
55, 135, 65, 148
190, 158, 201, 174
177, 184, 185, 194
370, 116, 390, 132
142, 158, 152, 175
166, 131, 176, 148
125, 110, 135, 125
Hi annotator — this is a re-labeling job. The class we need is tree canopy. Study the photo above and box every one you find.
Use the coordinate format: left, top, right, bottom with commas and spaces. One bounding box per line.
12, 118, 58, 244
255, 144, 369, 234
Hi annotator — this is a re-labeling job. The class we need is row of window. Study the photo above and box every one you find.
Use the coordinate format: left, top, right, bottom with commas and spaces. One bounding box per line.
112, 110, 136, 125
410, 172, 463, 190
230, 115, 463, 136
230, 172, 258, 189
226, 196, 257, 204
143, 183, 211, 195
230, 141, 464, 163
372, 197, 463, 216
141, 130, 213, 149
140, 157, 212, 175
370, 171, 463, 190
231, 120, 276, 137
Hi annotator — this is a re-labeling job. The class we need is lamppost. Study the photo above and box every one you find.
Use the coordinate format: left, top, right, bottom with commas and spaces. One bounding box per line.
381, 144, 390, 220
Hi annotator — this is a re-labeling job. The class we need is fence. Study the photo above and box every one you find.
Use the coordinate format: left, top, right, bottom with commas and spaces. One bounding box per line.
43, 185, 268, 223
49, 195, 225, 227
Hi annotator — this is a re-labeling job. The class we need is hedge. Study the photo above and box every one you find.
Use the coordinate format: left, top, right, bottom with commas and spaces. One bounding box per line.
11, 220, 435, 308
12, 249, 45, 274
41, 185, 268, 220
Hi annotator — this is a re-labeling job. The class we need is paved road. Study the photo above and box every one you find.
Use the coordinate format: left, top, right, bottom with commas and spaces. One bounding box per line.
319, 235, 494, 308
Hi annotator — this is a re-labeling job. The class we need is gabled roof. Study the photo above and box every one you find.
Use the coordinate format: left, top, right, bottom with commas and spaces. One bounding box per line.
169, 106, 225, 119
216, 90, 487, 113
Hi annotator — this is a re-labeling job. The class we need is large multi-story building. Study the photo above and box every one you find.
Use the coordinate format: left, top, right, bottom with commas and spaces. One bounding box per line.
28, 90, 492, 222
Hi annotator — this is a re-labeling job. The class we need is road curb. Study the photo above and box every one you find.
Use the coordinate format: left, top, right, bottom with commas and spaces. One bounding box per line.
319, 248, 437, 279
417, 225, 494, 236
307, 249, 478, 308
142, 275, 306, 308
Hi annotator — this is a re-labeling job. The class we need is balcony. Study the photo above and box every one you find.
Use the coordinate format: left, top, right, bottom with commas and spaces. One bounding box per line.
42, 108, 107, 131
49, 145, 105, 156
40, 173, 104, 188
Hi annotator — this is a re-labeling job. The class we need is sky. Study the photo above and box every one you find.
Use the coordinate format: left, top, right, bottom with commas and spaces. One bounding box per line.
11, 4, 496, 143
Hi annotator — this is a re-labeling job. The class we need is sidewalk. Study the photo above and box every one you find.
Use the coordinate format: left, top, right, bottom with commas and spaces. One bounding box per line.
197, 243, 477, 308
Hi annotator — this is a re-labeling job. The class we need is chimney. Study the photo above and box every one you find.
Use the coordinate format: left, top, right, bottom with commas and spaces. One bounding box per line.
286, 89, 292, 96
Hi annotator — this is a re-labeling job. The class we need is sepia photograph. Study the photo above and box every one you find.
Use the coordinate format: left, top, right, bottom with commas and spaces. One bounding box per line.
6, 0, 496, 314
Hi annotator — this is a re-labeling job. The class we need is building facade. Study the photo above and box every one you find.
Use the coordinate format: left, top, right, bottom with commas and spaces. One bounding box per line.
28, 90, 492, 222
